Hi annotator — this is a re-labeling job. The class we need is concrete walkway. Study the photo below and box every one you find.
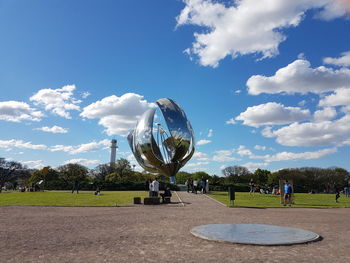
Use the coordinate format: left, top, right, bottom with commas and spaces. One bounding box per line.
1, 191, 350, 263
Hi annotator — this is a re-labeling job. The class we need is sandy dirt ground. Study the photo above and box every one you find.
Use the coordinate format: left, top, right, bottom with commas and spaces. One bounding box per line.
1, 191, 350, 263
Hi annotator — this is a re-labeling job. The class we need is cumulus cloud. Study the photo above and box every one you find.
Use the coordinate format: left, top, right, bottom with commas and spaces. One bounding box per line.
64, 158, 101, 166
313, 107, 337, 122
243, 162, 269, 171
30, 85, 81, 119
193, 151, 209, 161
247, 59, 350, 95
196, 139, 211, 145
185, 161, 209, 168
177, 0, 349, 67
235, 102, 310, 127
21, 160, 45, 169
214, 145, 337, 166
263, 147, 337, 162
207, 129, 213, 137
0, 101, 43, 122
316, 0, 350, 20
212, 150, 239, 162
226, 118, 236, 125
235, 145, 253, 157
319, 88, 350, 107
254, 145, 267, 151
35, 125, 68, 134
324, 51, 350, 67
0, 139, 47, 150
50, 139, 110, 155
81, 91, 91, 99
80, 93, 154, 136
264, 114, 350, 146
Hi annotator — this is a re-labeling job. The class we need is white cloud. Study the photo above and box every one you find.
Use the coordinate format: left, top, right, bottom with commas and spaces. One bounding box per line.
193, 151, 209, 161
264, 114, 350, 146
21, 160, 45, 169
313, 107, 337, 122
81, 91, 91, 99
185, 161, 209, 167
316, 0, 350, 20
324, 51, 350, 67
0, 101, 43, 122
30, 85, 81, 119
263, 147, 337, 162
243, 162, 269, 171
226, 118, 236, 125
207, 129, 213, 138
197, 139, 211, 145
63, 158, 101, 166
235, 102, 310, 127
212, 150, 239, 162
80, 93, 154, 136
319, 88, 350, 107
177, 0, 349, 67
254, 145, 267, 151
50, 139, 110, 155
235, 145, 253, 157
298, 100, 307, 107
247, 59, 350, 95
0, 139, 47, 150
35, 125, 68, 134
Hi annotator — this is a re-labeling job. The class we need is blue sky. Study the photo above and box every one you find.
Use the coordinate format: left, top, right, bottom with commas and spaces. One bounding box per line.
1, 0, 350, 175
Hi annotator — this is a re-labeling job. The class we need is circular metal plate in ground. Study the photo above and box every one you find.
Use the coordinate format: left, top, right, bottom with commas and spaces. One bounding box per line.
191, 224, 320, 245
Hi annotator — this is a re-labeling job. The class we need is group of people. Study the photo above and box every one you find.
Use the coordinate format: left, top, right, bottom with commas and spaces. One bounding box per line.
249, 179, 293, 206
146, 179, 172, 202
249, 179, 280, 195
185, 178, 207, 194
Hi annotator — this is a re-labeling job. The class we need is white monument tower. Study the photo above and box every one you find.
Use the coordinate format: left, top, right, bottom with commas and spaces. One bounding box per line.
110, 139, 117, 165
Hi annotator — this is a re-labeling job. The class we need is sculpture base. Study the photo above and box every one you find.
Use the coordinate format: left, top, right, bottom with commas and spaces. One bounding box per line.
191, 224, 320, 246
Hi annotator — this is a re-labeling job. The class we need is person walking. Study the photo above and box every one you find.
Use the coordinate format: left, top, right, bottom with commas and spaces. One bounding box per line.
200, 178, 206, 194
249, 179, 255, 195
186, 179, 191, 193
335, 187, 340, 203
283, 180, 292, 206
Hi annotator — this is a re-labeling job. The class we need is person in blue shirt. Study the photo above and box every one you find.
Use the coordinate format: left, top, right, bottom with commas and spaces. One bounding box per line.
283, 180, 292, 206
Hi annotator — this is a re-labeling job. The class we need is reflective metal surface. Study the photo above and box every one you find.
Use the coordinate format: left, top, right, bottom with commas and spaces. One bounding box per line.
128, 98, 195, 177
191, 224, 320, 245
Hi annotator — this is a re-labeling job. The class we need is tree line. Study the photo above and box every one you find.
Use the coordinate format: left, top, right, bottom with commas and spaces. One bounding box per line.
1, 157, 349, 193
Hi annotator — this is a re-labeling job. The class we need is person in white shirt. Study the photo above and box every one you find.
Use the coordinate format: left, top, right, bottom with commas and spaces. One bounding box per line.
152, 179, 159, 197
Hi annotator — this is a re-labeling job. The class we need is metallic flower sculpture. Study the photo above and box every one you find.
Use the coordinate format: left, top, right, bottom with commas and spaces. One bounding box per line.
128, 98, 195, 180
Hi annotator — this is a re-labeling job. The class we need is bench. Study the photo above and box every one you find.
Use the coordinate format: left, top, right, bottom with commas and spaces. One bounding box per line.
143, 197, 160, 205
133, 197, 142, 204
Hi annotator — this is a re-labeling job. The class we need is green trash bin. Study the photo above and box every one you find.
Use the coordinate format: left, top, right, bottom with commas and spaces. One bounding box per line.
228, 186, 235, 207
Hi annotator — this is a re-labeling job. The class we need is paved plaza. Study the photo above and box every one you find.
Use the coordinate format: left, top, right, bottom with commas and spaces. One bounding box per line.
1, 192, 350, 263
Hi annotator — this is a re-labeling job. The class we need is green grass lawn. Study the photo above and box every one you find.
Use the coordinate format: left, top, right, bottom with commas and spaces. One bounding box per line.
0, 190, 149, 207
209, 191, 350, 208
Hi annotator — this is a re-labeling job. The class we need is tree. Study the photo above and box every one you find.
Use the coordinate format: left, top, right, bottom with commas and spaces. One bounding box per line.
57, 163, 88, 193
175, 171, 192, 184
253, 168, 270, 186
222, 165, 250, 183
30, 167, 60, 190
0, 158, 23, 193
106, 158, 133, 182
113, 158, 133, 178
92, 163, 116, 188
210, 174, 224, 185
192, 171, 211, 181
